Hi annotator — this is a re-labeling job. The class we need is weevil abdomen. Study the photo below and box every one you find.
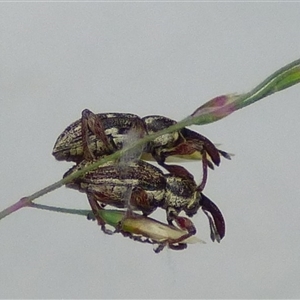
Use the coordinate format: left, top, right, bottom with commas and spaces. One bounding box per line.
64, 160, 167, 212
53, 112, 146, 162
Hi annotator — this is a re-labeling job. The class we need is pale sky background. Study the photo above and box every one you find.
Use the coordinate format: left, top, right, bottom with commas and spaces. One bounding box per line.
1, 3, 300, 299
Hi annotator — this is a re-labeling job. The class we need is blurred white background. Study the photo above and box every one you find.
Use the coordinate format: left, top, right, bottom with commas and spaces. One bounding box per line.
1, 3, 300, 298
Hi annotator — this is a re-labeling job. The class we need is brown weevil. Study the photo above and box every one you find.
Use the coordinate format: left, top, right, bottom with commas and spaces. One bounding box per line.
64, 159, 225, 242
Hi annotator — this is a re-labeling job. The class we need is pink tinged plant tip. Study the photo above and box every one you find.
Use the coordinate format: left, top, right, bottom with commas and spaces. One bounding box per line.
191, 94, 240, 122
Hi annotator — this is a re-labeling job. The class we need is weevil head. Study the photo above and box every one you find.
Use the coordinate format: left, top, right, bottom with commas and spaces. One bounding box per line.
182, 192, 226, 242
164, 172, 226, 242
164, 170, 200, 215
184, 191, 202, 217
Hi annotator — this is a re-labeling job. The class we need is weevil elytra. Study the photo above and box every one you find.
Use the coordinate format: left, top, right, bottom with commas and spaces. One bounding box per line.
53, 109, 230, 190
64, 159, 225, 242
53, 110, 146, 162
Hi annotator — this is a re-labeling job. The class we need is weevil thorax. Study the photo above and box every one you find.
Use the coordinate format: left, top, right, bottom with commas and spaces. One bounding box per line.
142, 116, 180, 151
53, 112, 145, 162
164, 173, 200, 215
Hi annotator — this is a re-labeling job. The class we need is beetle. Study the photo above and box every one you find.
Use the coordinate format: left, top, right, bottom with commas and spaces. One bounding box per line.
53, 109, 230, 189
64, 159, 225, 242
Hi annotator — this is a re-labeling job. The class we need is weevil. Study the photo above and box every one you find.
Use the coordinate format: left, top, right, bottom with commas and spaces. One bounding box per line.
96, 209, 205, 253
64, 159, 225, 242
53, 109, 230, 190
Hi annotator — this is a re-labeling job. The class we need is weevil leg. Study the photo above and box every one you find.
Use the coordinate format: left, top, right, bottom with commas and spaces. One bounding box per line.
152, 140, 199, 167
154, 241, 187, 253
158, 163, 195, 181
166, 208, 197, 245
124, 234, 169, 254
81, 109, 97, 160
86, 202, 107, 221
200, 193, 225, 242
168, 243, 188, 251
130, 186, 157, 216
153, 243, 166, 253
187, 140, 215, 191
114, 193, 135, 233
87, 192, 114, 235
152, 140, 211, 190
197, 151, 208, 192
81, 109, 115, 161
168, 215, 197, 245
111, 186, 153, 233
87, 211, 96, 221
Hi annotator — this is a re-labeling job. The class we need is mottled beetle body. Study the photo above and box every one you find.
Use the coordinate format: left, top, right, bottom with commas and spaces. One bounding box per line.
65, 160, 166, 215
64, 160, 225, 242
53, 111, 146, 162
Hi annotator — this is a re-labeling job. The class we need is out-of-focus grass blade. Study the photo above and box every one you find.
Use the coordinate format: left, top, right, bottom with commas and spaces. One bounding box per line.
190, 58, 300, 125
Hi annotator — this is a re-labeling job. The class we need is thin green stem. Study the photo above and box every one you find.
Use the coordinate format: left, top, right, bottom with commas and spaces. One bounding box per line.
30, 203, 90, 217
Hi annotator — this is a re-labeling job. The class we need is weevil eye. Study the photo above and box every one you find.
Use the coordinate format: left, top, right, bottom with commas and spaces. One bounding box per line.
184, 195, 201, 217
185, 205, 200, 217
